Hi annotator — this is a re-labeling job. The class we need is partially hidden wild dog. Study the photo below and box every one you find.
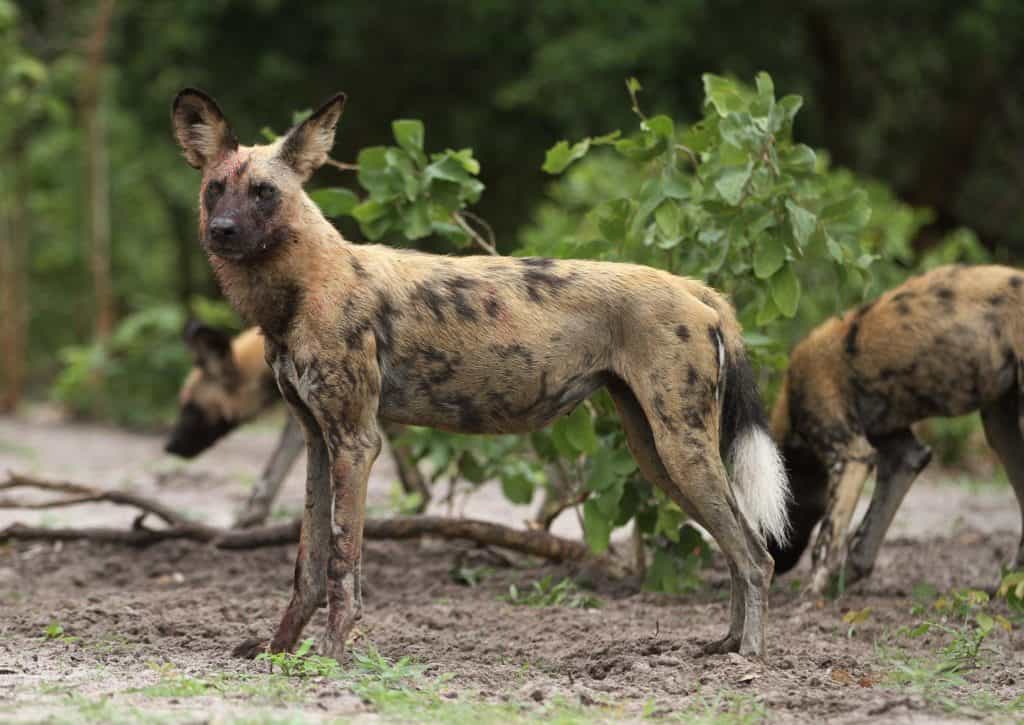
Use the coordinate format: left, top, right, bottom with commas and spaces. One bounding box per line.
171, 88, 790, 659
165, 322, 428, 527
770, 264, 1024, 594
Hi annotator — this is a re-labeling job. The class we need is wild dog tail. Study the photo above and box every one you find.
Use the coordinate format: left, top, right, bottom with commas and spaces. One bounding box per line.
718, 338, 791, 547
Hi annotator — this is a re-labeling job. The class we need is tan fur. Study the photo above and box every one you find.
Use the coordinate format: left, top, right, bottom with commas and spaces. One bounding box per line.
773, 264, 1024, 593
173, 89, 787, 660
179, 327, 274, 423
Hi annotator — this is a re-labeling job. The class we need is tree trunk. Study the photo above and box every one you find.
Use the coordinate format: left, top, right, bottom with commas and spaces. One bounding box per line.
80, 0, 116, 342
0, 136, 29, 413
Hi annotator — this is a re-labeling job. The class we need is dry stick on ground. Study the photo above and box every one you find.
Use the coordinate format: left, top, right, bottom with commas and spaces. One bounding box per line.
0, 472, 620, 570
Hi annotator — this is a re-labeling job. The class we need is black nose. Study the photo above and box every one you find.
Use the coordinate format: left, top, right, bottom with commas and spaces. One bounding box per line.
209, 216, 237, 240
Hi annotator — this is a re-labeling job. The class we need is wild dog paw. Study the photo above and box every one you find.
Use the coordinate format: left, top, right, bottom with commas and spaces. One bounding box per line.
701, 634, 741, 655
231, 637, 268, 659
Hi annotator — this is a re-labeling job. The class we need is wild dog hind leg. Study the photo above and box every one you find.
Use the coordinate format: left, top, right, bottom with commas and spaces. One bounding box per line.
807, 437, 876, 596
980, 387, 1024, 570
606, 377, 745, 654
235, 414, 305, 528
846, 430, 931, 584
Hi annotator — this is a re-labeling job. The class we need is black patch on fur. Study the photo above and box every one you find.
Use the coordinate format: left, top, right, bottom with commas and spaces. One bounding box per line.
856, 300, 875, 317
844, 321, 860, 357
413, 283, 446, 322
374, 292, 396, 355
484, 295, 501, 318
1011, 275, 1023, 289
935, 286, 955, 311
522, 265, 572, 303
235, 159, 250, 177
203, 179, 226, 214
350, 256, 367, 277
675, 324, 690, 342
652, 393, 678, 433
445, 276, 478, 321
897, 302, 912, 316
988, 294, 1005, 306
519, 257, 555, 268
260, 282, 302, 340
687, 364, 700, 387
891, 291, 914, 302
490, 344, 534, 368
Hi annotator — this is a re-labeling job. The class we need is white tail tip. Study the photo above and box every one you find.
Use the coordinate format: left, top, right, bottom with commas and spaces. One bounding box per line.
730, 426, 791, 546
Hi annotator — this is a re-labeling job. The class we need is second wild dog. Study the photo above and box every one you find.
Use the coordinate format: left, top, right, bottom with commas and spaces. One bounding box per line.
172, 88, 790, 659
770, 264, 1024, 594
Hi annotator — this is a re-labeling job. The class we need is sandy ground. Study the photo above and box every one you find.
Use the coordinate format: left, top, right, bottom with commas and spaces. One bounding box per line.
1, 411, 1023, 723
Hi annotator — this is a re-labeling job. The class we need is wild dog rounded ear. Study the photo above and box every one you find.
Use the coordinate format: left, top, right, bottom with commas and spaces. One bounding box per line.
277, 92, 347, 182
172, 88, 239, 170
182, 319, 237, 380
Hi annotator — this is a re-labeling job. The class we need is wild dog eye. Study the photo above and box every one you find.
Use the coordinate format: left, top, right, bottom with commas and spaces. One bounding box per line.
253, 182, 278, 201
207, 180, 225, 197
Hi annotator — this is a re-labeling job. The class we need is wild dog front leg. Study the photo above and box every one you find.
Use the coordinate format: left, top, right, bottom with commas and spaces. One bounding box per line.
321, 427, 381, 660
846, 430, 931, 584
267, 386, 332, 654
235, 414, 305, 528
807, 438, 875, 596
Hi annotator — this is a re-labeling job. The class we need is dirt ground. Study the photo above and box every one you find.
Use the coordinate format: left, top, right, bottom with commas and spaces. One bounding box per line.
2, 411, 1023, 723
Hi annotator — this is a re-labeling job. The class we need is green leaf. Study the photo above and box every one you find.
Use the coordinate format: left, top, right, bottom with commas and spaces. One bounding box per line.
714, 163, 752, 206
778, 144, 816, 174
403, 199, 432, 240
357, 146, 401, 197
771, 264, 801, 317
583, 499, 613, 554
755, 72, 774, 102
702, 74, 745, 116
501, 473, 534, 505
309, 187, 359, 217
392, 119, 425, 153
786, 200, 817, 248
543, 138, 591, 175
592, 199, 631, 244
654, 201, 681, 238
563, 405, 597, 455
753, 232, 786, 279
351, 199, 387, 223
645, 115, 674, 140
822, 189, 872, 238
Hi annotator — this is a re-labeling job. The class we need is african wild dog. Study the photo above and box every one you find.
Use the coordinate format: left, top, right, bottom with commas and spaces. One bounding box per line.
165, 322, 427, 527
770, 264, 1024, 594
172, 88, 790, 659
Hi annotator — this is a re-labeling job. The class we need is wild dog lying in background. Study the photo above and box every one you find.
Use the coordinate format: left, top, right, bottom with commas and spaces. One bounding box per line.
165, 322, 428, 527
172, 88, 789, 659
770, 264, 1024, 594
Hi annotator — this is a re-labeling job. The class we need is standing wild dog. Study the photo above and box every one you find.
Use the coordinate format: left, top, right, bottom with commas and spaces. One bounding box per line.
165, 322, 428, 527
171, 88, 789, 659
770, 264, 1024, 594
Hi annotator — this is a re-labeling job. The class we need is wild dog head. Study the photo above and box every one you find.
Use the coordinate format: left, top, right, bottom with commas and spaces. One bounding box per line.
171, 88, 346, 264
165, 322, 276, 458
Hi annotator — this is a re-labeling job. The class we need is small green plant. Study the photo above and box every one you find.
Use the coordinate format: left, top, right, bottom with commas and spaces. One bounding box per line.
388, 481, 424, 515
504, 576, 603, 609
997, 570, 1024, 617
255, 638, 341, 678
42, 621, 80, 645
449, 565, 495, 588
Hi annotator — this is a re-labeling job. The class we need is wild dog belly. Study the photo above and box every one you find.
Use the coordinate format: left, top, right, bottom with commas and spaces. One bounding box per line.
377, 331, 610, 435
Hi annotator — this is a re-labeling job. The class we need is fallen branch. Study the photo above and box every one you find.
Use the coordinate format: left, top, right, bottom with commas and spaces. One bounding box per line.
0, 472, 608, 567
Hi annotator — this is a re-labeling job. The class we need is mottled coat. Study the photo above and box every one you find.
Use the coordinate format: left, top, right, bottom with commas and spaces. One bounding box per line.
771, 264, 1024, 593
172, 88, 789, 659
